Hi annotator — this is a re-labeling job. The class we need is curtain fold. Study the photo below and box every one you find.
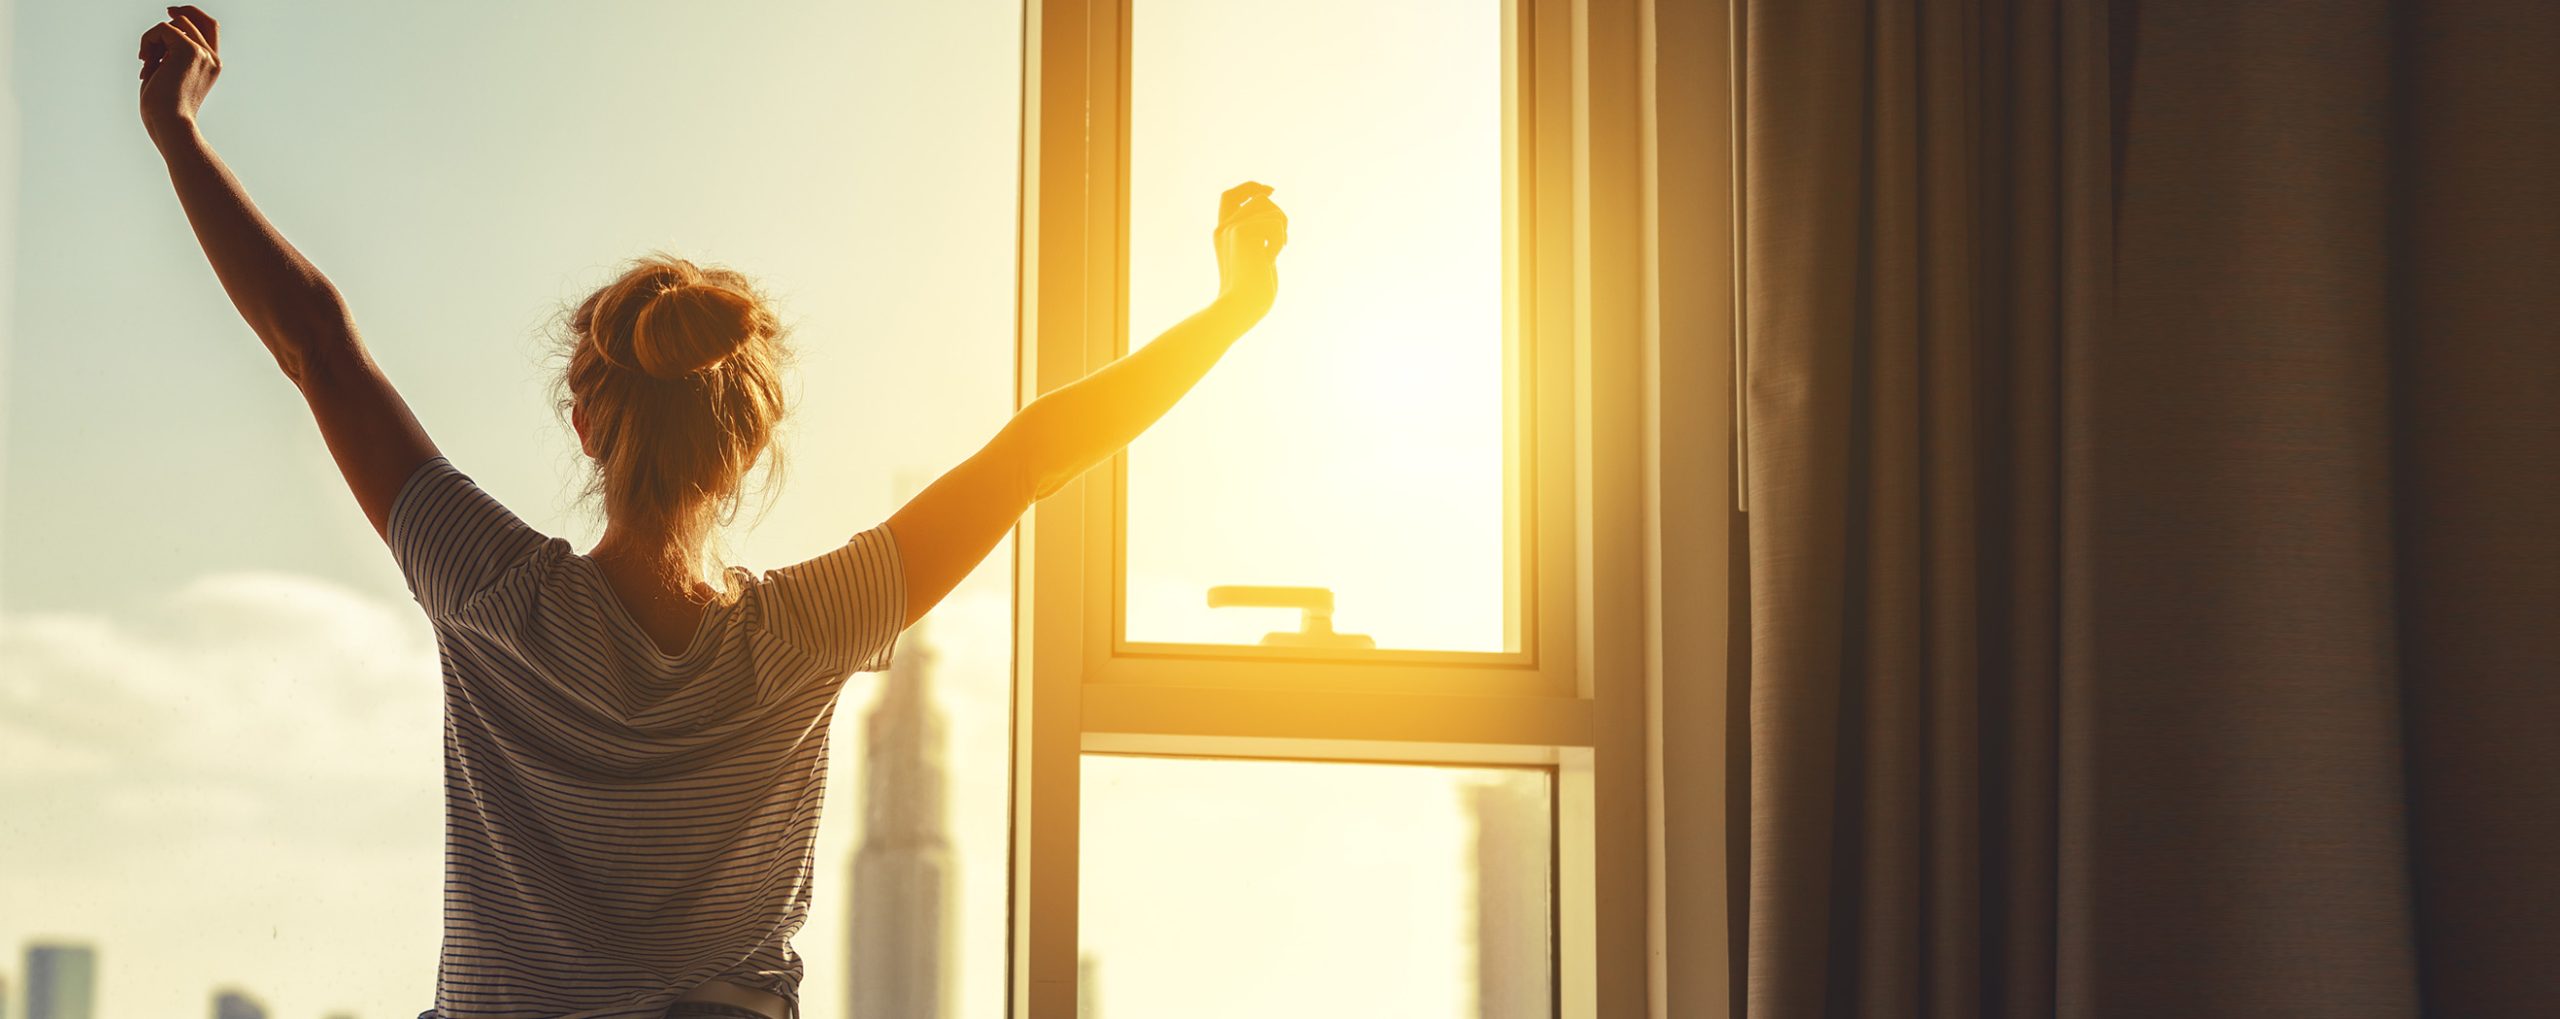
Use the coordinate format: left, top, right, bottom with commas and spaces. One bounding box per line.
1739, 2, 2559, 1016
2387, 5, 2560, 1015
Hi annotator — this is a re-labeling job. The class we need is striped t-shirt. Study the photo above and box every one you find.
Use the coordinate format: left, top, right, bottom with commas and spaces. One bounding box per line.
387, 456, 906, 1019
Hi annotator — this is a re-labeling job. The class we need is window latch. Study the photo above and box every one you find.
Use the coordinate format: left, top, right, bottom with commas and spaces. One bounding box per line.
1205, 585, 1376, 650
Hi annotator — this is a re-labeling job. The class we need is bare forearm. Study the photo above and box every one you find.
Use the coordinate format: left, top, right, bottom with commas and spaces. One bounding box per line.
1001, 292, 1270, 501
882, 291, 1268, 625
882, 181, 1286, 627
151, 123, 353, 381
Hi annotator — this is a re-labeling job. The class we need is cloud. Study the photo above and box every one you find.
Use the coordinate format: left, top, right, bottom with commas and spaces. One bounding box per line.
0, 571, 1024, 1019
0, 572, 445, 859
0, 572, 453, 1019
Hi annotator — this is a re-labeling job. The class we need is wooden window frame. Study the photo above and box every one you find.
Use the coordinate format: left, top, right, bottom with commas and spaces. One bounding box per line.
1005, 0, 1735, 1015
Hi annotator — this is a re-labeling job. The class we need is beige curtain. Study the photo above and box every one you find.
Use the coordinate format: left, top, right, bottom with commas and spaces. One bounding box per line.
1739, 1, 2560, 1016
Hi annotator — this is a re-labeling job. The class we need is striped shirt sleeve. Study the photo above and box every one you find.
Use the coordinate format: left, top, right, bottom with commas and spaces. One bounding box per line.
386, 456, 553, 621
755, 523, 908, 674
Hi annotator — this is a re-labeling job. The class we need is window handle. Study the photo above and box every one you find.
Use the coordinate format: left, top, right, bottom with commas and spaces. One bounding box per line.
1205, 585, 1376, 650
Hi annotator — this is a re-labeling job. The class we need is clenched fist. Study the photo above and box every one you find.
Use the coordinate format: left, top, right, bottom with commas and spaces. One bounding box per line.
138, 5, 222, 142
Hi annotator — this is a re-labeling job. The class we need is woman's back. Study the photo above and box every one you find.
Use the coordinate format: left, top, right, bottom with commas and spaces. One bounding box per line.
389, 456, 904, 1019
587, 554, 725, 660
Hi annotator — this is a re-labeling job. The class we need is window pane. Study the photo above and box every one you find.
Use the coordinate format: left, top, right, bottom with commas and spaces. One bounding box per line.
1079, 756, 1553, 1019
1124, 0, 1517, 653
0, 4, 1019, 1017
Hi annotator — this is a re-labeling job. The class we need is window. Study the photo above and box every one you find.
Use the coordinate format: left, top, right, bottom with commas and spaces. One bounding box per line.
1078, 757, 1553, 1018
0, 5, 1023, 1016
1122, 0, 1517, 656
6, 2, 1735, 1016
1013, 0, 1706, 1015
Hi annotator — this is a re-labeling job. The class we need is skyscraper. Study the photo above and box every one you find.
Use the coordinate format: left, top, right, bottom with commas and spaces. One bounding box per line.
211, 989, 267, 1019
24, 944, 96, 1019
1469, 776, 1552, 1018
1077, 953, 1102, 1019
849, 622, 955, 1019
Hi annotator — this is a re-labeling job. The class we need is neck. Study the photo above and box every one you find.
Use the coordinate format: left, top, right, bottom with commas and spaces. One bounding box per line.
588, 521, 668, 561
587, 523, 710, 591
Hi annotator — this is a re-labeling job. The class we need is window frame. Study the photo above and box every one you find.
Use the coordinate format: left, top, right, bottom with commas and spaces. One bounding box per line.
1097, 0, 1562, 684
1006, 0, 1734, 1014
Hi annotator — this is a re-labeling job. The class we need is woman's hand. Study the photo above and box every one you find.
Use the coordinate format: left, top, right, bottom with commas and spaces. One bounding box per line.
1213, 181, 1289, 316
138, 6, 222, 143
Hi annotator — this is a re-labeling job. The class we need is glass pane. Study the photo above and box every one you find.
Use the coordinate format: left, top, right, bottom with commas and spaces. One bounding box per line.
1124, 0, 1517, 653
1079, 756, 1553, 1019
2, 4, 1019, 1017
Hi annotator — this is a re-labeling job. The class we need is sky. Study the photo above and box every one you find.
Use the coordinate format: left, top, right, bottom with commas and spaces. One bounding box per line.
1, 2, 1022, 1017
1, 1, 1540, 1017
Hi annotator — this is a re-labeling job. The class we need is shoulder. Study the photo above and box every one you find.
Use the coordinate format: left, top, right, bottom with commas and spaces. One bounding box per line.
385, 456, 565, 621
736, 524, 907, 673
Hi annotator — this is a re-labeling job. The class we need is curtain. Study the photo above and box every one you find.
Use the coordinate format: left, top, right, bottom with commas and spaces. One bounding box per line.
1739, 1, 2560, 1016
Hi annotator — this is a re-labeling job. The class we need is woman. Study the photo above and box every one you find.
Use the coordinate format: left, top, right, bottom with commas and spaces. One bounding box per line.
137, 8, 1286, 1018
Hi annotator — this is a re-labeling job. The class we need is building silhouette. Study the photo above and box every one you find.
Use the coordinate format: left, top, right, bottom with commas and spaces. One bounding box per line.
1468, 777, 1551, 1018
849, 621, 954, 1019
24, 944, 95, 1019
1076, 953, 1101, 1019
211, 989, 267, 1019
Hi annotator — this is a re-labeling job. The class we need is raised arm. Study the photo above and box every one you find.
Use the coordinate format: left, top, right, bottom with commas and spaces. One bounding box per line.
884, 183, 1289, 627
139, 6, 437, 539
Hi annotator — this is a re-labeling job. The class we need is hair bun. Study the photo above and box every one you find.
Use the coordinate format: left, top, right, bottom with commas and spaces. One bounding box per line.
631, 282, 761, 380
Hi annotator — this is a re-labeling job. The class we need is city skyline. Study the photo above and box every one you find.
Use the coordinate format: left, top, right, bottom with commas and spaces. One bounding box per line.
23, 944, 93, 1019
209, 989, 265, 1019
6, 944, 350, 1019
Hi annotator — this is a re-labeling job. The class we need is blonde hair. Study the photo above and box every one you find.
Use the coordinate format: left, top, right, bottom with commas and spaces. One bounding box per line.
555, 254, 791, 603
